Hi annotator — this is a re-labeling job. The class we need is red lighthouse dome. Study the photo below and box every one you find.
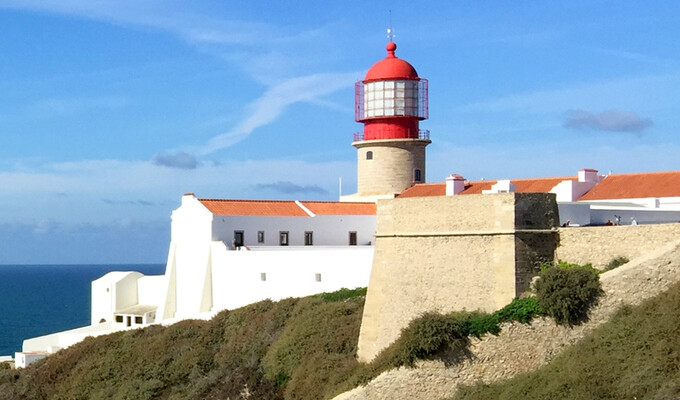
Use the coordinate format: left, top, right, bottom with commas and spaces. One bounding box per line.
364, 42, 419, 82
354, 42, 428, 141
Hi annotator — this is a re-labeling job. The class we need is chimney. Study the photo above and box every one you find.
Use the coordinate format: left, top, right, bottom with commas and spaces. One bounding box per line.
446, 174, 466, 196
578, 169, 599, 183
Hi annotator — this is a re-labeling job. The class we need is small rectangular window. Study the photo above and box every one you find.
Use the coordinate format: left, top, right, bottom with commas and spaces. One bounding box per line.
135, 316, 143, 325
315, 273, 322, 282
279, 231, 289, 246
414, 169, 422, 182
234, 230, 244, 247
115, 315, 123, 323
260, 272, 267, 281
257, 231, 265, 243
349, 231, 357, 246
305, 231, 313, 246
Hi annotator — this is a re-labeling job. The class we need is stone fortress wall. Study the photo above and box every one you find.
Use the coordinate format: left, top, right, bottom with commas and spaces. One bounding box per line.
340, 205, 680, 400
556, 223, 680, 267
336, 239, 680, 400
356, 193, 559, 362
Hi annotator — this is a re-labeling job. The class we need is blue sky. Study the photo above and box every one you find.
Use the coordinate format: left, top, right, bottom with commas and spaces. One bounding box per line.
1, 1, 678, 264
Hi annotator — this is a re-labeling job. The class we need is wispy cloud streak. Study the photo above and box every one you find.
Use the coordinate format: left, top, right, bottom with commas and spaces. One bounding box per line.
196, 72, 358, 155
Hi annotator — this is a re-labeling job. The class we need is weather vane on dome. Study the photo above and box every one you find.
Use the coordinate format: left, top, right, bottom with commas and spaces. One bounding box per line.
387, 10, 395, 42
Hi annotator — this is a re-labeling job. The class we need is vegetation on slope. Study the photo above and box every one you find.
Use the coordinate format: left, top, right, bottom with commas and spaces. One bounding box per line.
0, 262, 604, 400
453, 280, 680, 400
0, 291, 366, 400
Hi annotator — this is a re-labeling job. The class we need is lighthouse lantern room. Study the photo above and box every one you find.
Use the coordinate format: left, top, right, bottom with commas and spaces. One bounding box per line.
342, 41, 431, 202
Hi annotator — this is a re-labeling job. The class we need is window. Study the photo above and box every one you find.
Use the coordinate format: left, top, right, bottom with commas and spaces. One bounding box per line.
366, 151, 373, 160
126, 316, 132, 327
260, 272, 267, 281
115, 315, 123, 323
315, 273, 322, 282
234, 230, 244, 247
414, 169, 422, 182
135, 316, 143, 324
305, 231, 313, 246
349, 231, 357, 246
257, 231, 265, 243
279, 231, 289, 246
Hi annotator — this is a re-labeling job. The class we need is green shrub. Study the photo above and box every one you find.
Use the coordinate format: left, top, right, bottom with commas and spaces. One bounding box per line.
494, 297, 543, 324
535, 265, 603, 326
376, 312, 468, 367
542, 260, 597, 273
603, 256, 629, 272
462, 312, 501, 338
316, 287, 367, 302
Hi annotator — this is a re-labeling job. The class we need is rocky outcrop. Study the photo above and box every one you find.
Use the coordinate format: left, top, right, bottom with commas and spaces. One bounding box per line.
335, 240, 680, 400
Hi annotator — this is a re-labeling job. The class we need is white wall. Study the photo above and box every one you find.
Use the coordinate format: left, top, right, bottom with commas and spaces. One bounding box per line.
168, 196, 214, 318
23, 322, 126, 353
557, 202, 591, 226
585, 197, 680, 211
590, 207, 680, 225
114, 273, 141, 312
137, 275, 164, 306
552, 180, 598, 202
209, 244, 374, 311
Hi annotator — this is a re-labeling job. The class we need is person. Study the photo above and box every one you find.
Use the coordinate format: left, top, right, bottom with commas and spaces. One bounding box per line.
562, 220, 570, 227
605, 219, 614, 226
631, 217, 638, 226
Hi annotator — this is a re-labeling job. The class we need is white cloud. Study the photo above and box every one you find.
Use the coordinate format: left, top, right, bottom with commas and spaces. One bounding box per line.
152, 152, 199, 170
563, 109, 653, 133
196, 71, 358, 155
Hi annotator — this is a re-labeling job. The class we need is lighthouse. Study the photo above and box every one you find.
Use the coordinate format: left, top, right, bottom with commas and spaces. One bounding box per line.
342, 40, 430, 202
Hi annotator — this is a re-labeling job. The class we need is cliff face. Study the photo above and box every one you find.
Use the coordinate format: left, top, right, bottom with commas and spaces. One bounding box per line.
334, 239, 680, 400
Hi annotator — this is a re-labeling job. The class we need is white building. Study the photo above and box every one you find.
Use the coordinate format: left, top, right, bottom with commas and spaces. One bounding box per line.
19, 196, 377, 363
400, 169, 680, 226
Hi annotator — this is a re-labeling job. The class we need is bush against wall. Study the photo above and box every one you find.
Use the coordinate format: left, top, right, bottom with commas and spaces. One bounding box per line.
535, 264, 603, 326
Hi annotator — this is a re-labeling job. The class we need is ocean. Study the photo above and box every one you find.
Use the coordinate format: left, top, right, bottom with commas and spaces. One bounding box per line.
0, 264, 165, 357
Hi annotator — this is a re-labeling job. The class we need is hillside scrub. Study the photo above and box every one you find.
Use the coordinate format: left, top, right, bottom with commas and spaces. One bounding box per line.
453, 280, 680, 400
0, 261, 603, 400
0, 288, 367, 400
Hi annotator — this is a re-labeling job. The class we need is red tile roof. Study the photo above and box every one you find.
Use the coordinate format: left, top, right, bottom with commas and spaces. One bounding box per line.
399, 177, 573, 197
578, 171, 680, 200
301, 201, 376, 215
461, 177, 573, 195
198, 199, 376, 216
397, 183, 446, 198
199, 199, 308, 216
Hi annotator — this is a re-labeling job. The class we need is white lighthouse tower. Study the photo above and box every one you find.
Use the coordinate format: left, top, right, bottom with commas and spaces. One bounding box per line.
342, 40, 430, 202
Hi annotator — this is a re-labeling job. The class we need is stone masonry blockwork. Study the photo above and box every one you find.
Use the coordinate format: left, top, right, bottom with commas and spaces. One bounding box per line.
356, 193, 559, 362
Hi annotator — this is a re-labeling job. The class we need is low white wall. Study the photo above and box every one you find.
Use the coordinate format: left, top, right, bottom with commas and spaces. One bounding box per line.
209, 245, 374, 311
23, 322, 126, 353
590, 207, 680, 225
